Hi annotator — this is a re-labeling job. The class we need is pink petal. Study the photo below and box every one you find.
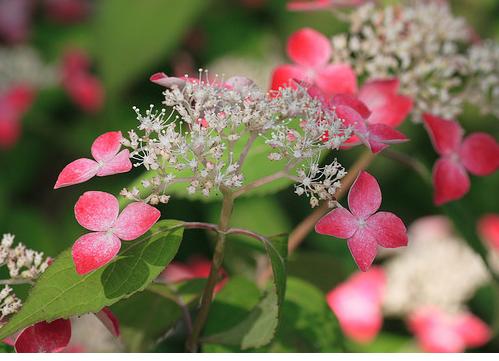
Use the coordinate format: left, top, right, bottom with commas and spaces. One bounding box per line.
359, 79, 413, 128
161, 263, 196, 283
315, 64, 357, 96
65, 73, 104, 113
96, 149, 132, 176
287, 28, 332, 68
0, 115, 21, 149
330, 93, 371, 120
409, 308, 465, 353
149, 72, 187, 88
326, 268, 385, 343
459, 132, 499, 176
5, 85, 35, 113
270, 64, 306, 91
454, 313, 491, 348
478, 214, 499, 251
348, 171, 381, 219
347, 228, 378, 272
113, 202, 161, 241
366, 211, 408, 248
315, 207, 358, 239
14, 319, 71, 353
366, 123, 408, 154
287, 0, 331, 11
326, 281, 382, 343
53, 158, 99, 189
72, 232, 121, 275
91, 131, 123, 162
423, 113, 463, 156
74, 191, 119, 231
432, 158, 470, 205
95, 307, 120, 338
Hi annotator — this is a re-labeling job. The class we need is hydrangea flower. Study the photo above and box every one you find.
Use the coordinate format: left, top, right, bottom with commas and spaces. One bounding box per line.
72, 191, 160, 274
329, 94, 408, 154
478, 214, 499, 251
0, 85, 35, 149
423, 114, 499, 205
61, 49, 104, 113
315, 171, 408, 271
12, 307, 119, 353
271, 28, 357, 97
326, 268, 385, 343
408, 306, 491, 353
54, 131, 132, 189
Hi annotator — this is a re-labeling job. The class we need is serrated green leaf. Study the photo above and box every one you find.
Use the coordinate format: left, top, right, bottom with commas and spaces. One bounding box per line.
202, 235, 288, 349
0, 220, 184, 340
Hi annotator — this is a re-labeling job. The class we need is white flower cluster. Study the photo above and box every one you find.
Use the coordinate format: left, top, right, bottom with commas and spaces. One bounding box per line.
122, 73, 351, 207
466, 40, 499, 119
0, 46, 56, 92
331, 1, 476, 121
0, 233, 50, 325
381, 217, 489, 316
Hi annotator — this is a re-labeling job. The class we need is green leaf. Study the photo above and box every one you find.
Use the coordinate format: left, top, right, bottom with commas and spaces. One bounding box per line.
0, 220, 183, 340
202, 235, 288, 349
265, 277, 344, 352
94, 0, 209, 95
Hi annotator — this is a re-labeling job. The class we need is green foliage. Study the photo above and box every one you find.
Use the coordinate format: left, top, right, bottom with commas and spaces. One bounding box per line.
94, 0, 209, 96
0, 220, 184, 340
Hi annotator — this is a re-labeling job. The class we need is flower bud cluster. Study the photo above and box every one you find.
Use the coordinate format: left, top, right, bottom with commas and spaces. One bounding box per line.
122, 73, 351, 207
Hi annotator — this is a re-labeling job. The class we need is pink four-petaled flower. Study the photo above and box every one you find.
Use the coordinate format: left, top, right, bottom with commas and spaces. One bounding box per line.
423, 114, 499, 205
54, 131, 132, 189
271, 28, 357, 97
408, 306, 491, 353
327, 268, 385, 343
72, 191, 160, 275
315, 171, 408, 271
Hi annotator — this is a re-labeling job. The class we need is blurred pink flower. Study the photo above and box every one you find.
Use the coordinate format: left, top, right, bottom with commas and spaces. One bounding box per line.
316, 171, 408, 271
72, 191, 160, 274
62, 49, 104, 113
478, 214, 499, 251
0, 0, 34, 44
54, 131, 132, 188
0, 85, 35, 149
423, 114, 499, 205
43, 0, 91, 24
271, 28, 357, 97
327, 268, 385, 343
287, 0, 368, 11
161, 256, 227, 292
408, 306, 491, 352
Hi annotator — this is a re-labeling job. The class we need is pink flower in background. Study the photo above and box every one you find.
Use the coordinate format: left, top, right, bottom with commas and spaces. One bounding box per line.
13, 307, 119, 353
72, 191, 160, 274
316, 171, 408, 271
408, 307, 491, 353
54, 131, 132, 188
0, 85, 35, 149
161, 256, 227, 292
62, 49, 104, 113
327, 268, 385, 343
43, 0, 91, 24
478, 214, 499, 251
423, 114, 499, 205
287, 0, 368, 11
271, 28, 357, 97
329, 94, 408, 154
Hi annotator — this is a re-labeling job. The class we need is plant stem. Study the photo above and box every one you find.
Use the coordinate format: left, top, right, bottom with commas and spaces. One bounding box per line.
185, 186, 234, 352
257, 150, 376, 285
233, 171, 286, 198
0, 279, 34, 286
